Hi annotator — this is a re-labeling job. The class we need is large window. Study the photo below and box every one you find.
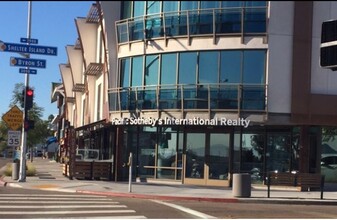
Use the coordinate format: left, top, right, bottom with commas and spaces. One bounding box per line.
145, 55, 159, 85
161, 53, 177, 85
131, 56, 143, 86
220, 51, 241, 83
120, 58, 130, 87
114, 50, 266, 111
178, 52, 197, 84
199, 51, 218, 84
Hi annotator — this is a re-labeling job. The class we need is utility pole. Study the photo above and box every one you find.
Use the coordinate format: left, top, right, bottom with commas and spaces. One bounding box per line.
18, 1, 32, 182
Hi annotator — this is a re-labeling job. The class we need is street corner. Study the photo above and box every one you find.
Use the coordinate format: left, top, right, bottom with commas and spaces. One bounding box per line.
0, 176, 7, 187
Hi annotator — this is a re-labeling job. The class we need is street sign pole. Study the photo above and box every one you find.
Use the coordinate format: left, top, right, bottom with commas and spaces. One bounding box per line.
18, 1, 32, 182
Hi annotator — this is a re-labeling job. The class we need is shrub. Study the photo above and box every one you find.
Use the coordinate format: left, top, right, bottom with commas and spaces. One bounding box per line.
3, 162, 36, 176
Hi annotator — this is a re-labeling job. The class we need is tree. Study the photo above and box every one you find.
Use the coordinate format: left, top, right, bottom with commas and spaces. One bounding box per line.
2, 82, 53, 152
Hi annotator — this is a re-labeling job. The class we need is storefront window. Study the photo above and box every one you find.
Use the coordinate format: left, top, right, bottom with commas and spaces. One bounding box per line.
321, 128, 337, 183
138, 127, 156, 178
241, 133, 264, 183
209, 133, 230, 180
266, 133, 291, 173
157, 127, 178, 179
186, 133, 205, 178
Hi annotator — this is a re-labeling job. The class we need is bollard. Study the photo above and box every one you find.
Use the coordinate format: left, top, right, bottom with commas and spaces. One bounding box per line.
232, 173, 251, 198
12, 161, 20, 180
128, 152, 133, 193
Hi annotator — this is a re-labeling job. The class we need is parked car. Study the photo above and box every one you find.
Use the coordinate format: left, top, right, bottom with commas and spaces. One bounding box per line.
36, 151, 43, 157
321, 155, 337, 182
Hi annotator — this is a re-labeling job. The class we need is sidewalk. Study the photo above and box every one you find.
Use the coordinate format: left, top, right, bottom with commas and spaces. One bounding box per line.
1, 158, 337, 205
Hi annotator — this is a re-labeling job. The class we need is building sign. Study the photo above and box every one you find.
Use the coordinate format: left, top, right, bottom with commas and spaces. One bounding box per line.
111, 117, 251, 128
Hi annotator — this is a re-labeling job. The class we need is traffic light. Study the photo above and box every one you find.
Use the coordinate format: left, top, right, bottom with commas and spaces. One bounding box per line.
25, 87, 34, 110
24, 119, 35, 131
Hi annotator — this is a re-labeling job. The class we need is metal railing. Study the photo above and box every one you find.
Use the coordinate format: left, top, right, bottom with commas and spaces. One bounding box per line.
108, 83, 267, 114
116, 7, 267, 45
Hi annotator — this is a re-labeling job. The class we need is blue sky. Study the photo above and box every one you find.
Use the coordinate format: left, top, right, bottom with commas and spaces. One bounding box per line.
0, 1, 93, 120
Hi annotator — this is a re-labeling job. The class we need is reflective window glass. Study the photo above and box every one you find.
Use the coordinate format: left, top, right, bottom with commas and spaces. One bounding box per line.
145, 55, 159, 85
209, 133, 230, 180
181, 1, 198, 10
245, 1, 267, 7
131, 56, 143, 86
199, 51, 218, 84
220, 51, 241, 83
244, 8, 266, 33
215, 9, 242, 33
200, 1, 220, 9
178, 52, 197, 84
161, 53, 177, 85
163, 1, 178, 12
186, 133, 205, 179
146, 1, 160, 15
120, 58, 130, 87
121, 1, 132, 19
242, 50, 265, 84
242, 133, 264, 183
266, 133, 291, 173
221, 1, 243, 7
134, 1, 145, 17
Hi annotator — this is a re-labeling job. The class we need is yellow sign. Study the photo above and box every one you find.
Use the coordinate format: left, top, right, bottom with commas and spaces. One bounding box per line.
2, 105, 23, 131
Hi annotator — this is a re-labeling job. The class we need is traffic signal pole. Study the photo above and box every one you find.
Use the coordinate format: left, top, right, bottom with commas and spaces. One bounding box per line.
18, 1, 32, 182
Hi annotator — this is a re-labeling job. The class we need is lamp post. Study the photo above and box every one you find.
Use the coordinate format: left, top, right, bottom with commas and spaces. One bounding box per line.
18, 1, 32, 182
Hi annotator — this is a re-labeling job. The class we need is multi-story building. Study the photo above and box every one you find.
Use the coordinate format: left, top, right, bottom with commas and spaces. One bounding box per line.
54, 1, 337, 186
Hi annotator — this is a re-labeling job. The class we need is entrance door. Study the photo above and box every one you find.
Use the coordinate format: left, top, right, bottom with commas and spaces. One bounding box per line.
184, 132, 230, 186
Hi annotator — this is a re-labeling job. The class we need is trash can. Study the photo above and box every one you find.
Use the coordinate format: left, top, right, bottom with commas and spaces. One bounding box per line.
232, 173, 251, 198
12, 160, 20, 180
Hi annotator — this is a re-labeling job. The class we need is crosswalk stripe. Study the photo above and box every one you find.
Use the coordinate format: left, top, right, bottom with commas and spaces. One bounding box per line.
0, 193, 147, 218
57, 216, 147, 219
0, 197, 112, 200
0, 205, 127, 208
0, 210, 136, 215
0, 194, 107, 198
0, 200, 119, 204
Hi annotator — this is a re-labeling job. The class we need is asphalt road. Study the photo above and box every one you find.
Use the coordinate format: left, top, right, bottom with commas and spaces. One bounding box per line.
169, 200, 337, 218
0, 187, 212, 219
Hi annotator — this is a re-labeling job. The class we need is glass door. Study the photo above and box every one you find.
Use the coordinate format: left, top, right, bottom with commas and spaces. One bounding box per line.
184, 132, 230, 186
184, 133, 206, 185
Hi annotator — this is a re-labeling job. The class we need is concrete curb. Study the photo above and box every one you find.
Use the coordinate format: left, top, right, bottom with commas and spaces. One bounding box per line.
0, 177, 7, 186
76, 190, 240, 203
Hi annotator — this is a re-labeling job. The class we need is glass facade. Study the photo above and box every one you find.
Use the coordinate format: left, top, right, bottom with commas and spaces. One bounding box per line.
109, 50, 266, 112
122, 126, 302, 184
117, 1, 267, 44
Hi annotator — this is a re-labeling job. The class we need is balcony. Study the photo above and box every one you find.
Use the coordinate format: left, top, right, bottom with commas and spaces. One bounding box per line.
116, 6, 267, 45
108, 84, 267, 116
84, 63, 104, 76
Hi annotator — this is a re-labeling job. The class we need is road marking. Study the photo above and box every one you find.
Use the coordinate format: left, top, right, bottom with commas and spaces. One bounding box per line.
63, 216, 147, 219
0, 205, 127, 208
0, 200, 119, 204
0, 210, 136, 215
152, 200, 217, 219
0, 197, 112, 200
0, 194, 107, 197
